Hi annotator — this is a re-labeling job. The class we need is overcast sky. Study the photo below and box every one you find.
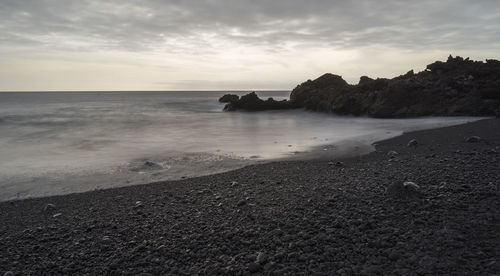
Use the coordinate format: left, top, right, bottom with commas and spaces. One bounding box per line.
0, 0, 499, 91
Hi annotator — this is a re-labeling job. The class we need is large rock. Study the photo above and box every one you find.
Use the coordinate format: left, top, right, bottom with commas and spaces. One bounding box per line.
218, 94, 239, 103
289, 73, 351, 112
223, 92, 296, 112
288, 56, 500, 118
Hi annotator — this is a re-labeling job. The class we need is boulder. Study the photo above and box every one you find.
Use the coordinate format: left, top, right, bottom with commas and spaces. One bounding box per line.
223, 103, 237, 111
222, 92, 296, 112
289, 73, 350, 112
218, 94, 239, 103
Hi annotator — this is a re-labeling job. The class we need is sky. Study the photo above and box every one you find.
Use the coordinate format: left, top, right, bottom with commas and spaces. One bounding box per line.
0, 0, 499, 91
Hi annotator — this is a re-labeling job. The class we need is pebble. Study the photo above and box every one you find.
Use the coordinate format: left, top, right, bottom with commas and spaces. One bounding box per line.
403, 181, 420, 189
389, 250, 401, 261
263, 262, 276, 271
102, 236, 112, 243
386, 181, 422, 198
133, 201, 144, 209
407, 139, 418, 147
465, 136, 481, 143
248, 262, 261, 273
237, 200, 247, 207
256, 252, 268, 264
43, 203, 56, 212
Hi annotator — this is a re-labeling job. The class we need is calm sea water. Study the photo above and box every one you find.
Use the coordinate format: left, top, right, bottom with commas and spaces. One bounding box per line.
0, 91, 481, 200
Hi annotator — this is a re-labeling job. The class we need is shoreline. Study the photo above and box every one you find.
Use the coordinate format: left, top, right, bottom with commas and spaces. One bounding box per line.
1, 116, 484, 203
1, 118, 499, 274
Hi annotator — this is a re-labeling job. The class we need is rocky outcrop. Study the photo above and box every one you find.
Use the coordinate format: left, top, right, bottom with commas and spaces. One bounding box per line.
223, 92, 295, 112
290, 56, 500, 118
219, 94, 239, 103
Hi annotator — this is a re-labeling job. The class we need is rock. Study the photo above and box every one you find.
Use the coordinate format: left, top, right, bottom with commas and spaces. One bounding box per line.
335, 161, 344, 167
102, 236, 113, 244
286, 56, 500, 117
248, 262, 261, 273
143, 161, 163, 170
221, 92, 296, 111
407, 139, 418, 147
465, 136, 481, 143
386, 181, 422, 198
290, 73, 349, 111
403, 181, 420, 189
44, 203, 56, 212
52, 213, 62, 218
389, 250, 401, 261
133, 201, 144, 209
256, 252, 268, 264
218, 94, 239, 103
387, 150, 399, 156
3, 272, 14, 276
223, 103, 237, 111
361, 265, 382, 275
263, 262, 276, 271
237, 200, 247, 207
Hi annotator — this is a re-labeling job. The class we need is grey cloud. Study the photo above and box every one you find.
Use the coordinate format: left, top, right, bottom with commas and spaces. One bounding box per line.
1, 0, 499, 53
158, 79, 293, 90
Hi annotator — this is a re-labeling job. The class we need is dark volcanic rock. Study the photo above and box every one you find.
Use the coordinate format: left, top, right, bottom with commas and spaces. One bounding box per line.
223, 92, 296, 112
289, 56, 500, 117
465, 136, 481, 143
289, 73, 353, 113
386, 181, 422, 199
407, 139, 418, 147
218, 94, 239, 103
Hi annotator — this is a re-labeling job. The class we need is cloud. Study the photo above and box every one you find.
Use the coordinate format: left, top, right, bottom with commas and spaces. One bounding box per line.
1, 0, 499, 90
158, 79, 294, 91
1, 0, 499, 54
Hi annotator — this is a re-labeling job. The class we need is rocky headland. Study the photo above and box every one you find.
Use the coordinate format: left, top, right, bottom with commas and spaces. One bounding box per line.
221, 56, 500, 117
220, 92, 294, 111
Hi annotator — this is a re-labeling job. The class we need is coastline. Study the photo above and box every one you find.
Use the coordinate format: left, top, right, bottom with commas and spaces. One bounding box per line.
1, 118, 498, 274
1, 112, 481, 202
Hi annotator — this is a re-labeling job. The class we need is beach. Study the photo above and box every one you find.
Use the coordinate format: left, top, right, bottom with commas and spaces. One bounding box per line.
1, 118, 499, 275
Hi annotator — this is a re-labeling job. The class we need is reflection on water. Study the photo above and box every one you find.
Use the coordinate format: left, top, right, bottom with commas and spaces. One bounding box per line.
0, 91, 482, 200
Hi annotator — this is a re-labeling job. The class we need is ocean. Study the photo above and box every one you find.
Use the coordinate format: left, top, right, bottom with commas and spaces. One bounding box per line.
0, 91, 481, 201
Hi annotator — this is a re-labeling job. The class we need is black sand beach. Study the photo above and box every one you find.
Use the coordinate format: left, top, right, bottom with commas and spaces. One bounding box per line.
1, 119, 499, 275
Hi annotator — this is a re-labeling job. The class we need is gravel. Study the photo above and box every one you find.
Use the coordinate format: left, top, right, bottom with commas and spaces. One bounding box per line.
1, 119, 499, 275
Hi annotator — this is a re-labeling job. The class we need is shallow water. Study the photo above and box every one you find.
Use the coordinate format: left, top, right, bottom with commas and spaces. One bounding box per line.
0, 91, 482, 201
